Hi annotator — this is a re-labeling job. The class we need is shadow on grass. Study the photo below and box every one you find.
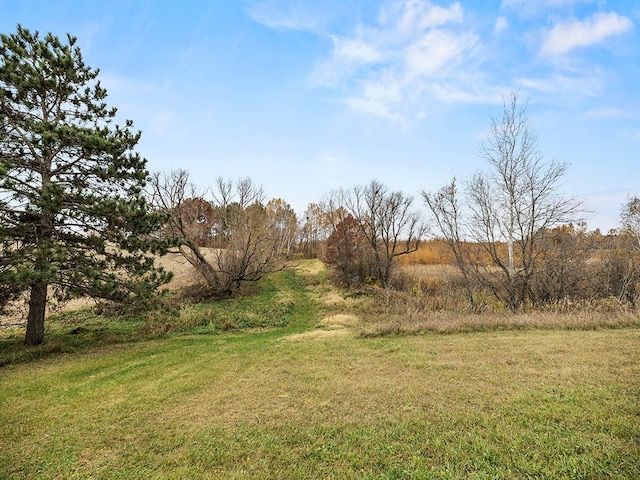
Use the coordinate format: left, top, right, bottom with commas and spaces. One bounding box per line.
0, 309, 150, 367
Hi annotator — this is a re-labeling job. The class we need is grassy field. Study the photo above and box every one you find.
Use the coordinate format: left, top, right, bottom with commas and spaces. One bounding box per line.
1, 261, 639, 479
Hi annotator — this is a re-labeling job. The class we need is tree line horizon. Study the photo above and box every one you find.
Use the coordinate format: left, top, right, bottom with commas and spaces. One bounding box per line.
1, 25, 638, 345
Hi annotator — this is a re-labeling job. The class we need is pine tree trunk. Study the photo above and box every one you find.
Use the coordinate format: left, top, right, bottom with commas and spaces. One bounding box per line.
24, 282, 48, 346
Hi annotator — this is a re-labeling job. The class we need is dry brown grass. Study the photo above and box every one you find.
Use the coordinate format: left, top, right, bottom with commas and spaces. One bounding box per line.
0, 292, 98, 328
402, 263, 462, 281
401, 263, 463, 296
358, 262, 640, 336
283, 329, 352, 341
319, 313, 360, 329
155, 248, 226, 290
360, 309, 640, 336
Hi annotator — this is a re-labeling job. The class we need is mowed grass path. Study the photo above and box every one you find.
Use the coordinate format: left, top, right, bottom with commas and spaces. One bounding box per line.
1, 265, 639, 479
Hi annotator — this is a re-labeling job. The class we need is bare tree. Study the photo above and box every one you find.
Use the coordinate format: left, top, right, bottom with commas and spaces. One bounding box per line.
421, 179, 478, 309
266, 198, 298, 255
621, 195, 640, 249
299, 203, 332, 258
472, 91, 582, 307
148, 170, 286, 296
605, 195, 640, 305
322, 180, 426, 287
148, 170, 219, 287
423, 91, 583, 310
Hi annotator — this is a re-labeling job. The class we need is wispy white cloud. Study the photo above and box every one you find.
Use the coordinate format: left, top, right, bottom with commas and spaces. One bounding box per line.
343, 72, 405, 122
586, 107, 640, 119
310, 28, 386, 88
246, 0, 326, 33
248, 0, 636, 123
501, 0, 594, 17
378, 0, 463, 34
493, 16, 508, 35
516, 71, 604, 98
332, 35, 384, 65
308, 0, 483, 121
427, 80, 507, 105
404, 29, 476, 78
540, 12, 633, 56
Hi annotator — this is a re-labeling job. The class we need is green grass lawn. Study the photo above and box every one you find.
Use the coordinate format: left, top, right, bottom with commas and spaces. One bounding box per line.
1, 262, 639, 479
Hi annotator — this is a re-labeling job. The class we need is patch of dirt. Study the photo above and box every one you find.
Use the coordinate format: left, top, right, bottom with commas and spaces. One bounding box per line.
283, 329, 351, 342
320, 314, 359, 328
281, 313, 359, 342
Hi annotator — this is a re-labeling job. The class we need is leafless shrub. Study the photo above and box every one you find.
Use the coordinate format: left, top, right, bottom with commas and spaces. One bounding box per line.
358, 258, 639, 337
322, 180, 426, 288
147, 170, 287, 297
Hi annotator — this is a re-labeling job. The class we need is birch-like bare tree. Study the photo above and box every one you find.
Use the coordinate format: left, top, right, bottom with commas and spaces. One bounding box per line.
423, 91, 583, 309
621, 195, 640, 249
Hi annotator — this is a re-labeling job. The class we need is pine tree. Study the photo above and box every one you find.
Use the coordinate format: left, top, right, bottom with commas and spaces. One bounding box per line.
0, 25, 171, 345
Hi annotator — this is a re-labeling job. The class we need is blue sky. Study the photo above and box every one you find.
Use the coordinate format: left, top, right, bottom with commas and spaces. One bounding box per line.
1, 0, 638, 232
